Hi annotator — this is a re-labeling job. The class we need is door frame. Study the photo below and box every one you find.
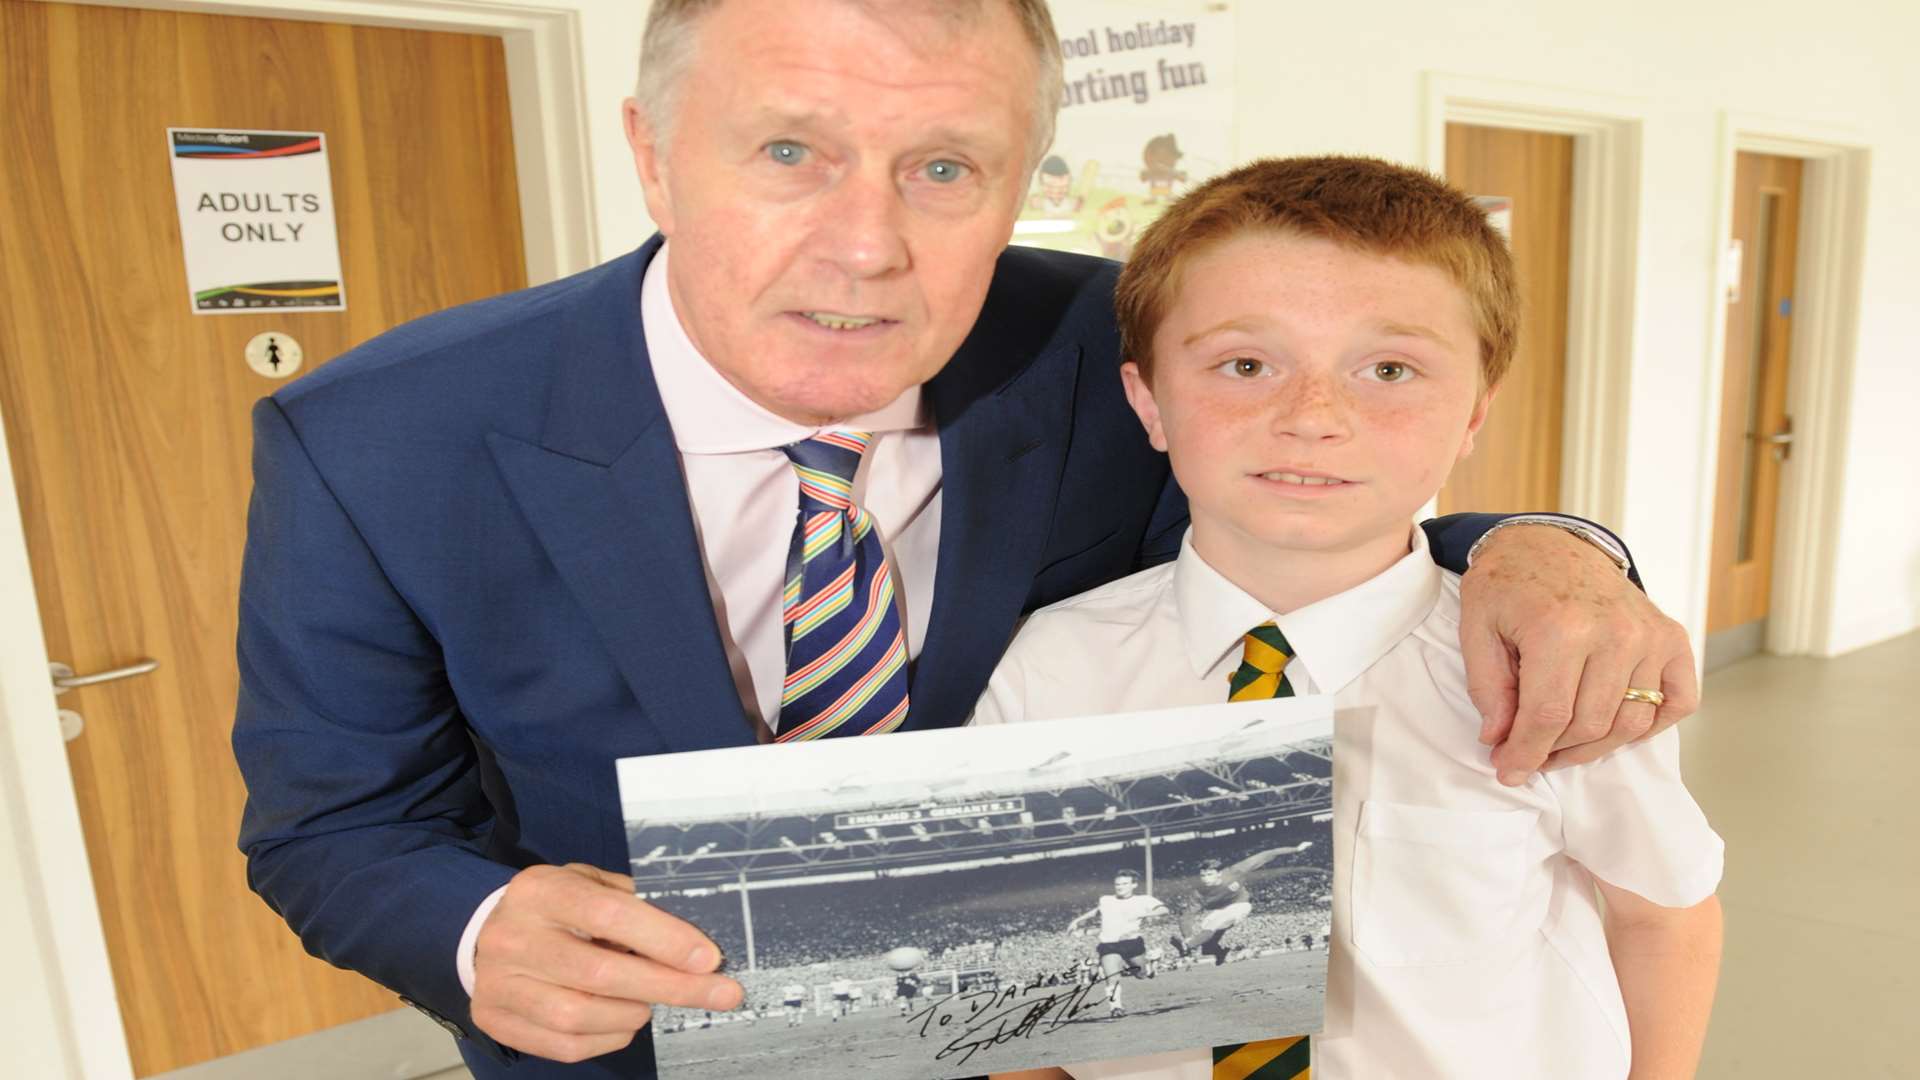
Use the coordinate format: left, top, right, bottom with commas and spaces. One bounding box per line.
1421, 73, 1644, 530
0, 1, 599, 1075
1694, 114, 1870, 658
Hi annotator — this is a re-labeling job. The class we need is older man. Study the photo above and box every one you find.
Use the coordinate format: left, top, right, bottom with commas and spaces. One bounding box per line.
233, 1, 1693, 1077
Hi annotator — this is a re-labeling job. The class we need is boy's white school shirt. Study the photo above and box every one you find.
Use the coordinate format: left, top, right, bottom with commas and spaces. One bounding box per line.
971, 525, 1723, 1080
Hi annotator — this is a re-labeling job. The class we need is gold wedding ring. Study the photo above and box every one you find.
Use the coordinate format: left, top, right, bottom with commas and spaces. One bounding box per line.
1622, 687, 1666, 706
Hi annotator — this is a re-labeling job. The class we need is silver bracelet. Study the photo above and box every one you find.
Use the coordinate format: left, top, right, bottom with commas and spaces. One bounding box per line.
1465, 516, 1631, 576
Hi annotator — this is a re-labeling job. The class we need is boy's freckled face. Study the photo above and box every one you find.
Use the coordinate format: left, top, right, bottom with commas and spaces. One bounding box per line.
1122, 231, 1492, 575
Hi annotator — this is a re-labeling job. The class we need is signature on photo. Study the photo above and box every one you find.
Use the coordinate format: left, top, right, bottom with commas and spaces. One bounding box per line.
906, 966, 1113, 1066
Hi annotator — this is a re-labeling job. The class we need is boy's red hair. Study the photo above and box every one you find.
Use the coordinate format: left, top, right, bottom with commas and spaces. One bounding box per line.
1115, 155, 1519, 388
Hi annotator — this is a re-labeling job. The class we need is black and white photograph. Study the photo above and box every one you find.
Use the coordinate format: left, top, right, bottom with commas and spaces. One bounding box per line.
617, 699, 1335, 1080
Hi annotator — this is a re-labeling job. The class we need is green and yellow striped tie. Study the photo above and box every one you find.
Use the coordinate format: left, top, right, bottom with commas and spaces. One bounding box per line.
1217, 621, 1308, 1077
1214, 1035, 1310, 1080
1227, 621, 1295, 702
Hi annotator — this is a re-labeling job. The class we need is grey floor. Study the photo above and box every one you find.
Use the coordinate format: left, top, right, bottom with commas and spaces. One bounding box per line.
422, 631, 1920, 1080
1681, 630, 1917, 1079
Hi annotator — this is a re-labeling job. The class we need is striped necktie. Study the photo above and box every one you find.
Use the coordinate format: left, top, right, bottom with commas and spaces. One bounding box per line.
774, 432, 910, 741
1228, 621, 1295, 701
1216, 621, 1310, 1078
1215, 1037, 1310, 1080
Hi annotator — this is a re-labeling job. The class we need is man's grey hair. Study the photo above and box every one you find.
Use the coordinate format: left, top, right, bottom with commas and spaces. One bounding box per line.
634, 0, 1065, 171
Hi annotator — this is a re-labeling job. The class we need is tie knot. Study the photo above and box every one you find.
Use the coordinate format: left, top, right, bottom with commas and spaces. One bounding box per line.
783, 431, 872, 512
1240, 621, 1292, 675
1228, 621, 1295, 702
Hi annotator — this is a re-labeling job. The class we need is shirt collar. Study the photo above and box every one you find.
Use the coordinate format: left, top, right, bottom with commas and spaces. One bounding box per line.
641, 242, 926, 454
1174, 523, 1443, 695
1174, 532, 1279, 681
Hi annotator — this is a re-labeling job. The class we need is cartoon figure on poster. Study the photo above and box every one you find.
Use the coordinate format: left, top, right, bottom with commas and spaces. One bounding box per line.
1139, 133, 1187, 204
1094, 196, 1139, 260
1028, 155, 1086, 216
1013, 1, 1233, 259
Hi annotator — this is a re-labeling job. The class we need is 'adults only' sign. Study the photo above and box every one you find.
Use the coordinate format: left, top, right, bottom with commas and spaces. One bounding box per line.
167, 129, 346, 313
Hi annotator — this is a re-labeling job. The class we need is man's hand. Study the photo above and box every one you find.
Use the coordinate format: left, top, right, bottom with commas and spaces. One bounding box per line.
469, 863, 742, 1063
1459, 524, 1698, 785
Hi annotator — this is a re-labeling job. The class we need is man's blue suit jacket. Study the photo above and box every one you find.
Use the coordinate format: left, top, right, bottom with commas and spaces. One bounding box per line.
234, 236, 1527, 1077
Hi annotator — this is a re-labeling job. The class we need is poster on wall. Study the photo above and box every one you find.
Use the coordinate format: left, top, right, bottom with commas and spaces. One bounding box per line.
1014, 0, 1236, 261
166, 129, 346, 313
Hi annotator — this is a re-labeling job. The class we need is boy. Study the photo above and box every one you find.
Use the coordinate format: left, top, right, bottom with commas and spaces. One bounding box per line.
975, 156, 1723, 1079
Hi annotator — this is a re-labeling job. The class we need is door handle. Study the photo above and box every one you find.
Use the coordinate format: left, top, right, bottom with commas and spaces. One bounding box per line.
49, 658, 159, 695
1748, 417, 1794, 461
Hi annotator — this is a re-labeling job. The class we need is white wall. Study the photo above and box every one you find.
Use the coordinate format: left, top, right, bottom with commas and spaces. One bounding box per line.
551, 0, 1920, 657
0, 782, 85, 1080
1219, 0, 1918, 656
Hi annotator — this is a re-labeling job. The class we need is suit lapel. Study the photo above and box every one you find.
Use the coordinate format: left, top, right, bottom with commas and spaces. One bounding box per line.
487, 239, 753, 754
488, 241, 1093, 746
908, 334, 1081, 732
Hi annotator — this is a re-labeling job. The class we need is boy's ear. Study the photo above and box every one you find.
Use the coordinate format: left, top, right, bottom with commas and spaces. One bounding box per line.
1455, 383, 1500, 462
1119, 362, 1168, 452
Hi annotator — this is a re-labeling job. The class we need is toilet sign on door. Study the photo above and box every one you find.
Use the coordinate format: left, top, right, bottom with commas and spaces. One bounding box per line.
244, 331, 304, 379
167, 128, 347, 314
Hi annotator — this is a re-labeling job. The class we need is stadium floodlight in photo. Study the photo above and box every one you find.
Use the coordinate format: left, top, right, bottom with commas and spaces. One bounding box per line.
616, 697, 1336, 1080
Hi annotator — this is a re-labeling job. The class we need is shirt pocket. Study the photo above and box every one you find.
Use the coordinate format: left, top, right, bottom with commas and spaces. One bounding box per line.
1350, 800, 1540, 968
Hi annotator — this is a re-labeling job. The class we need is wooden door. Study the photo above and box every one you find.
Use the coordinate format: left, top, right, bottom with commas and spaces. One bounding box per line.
0, 3, 527, 1073
1707, 152, 1803, 634
1438, 124, 1575, 515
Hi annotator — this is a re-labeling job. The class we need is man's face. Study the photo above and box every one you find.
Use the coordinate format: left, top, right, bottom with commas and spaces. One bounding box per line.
1041, 171, 1071, 200
1114, 875, 1137, 897
627, 0, 1040, 425
1123, 230, 1490, 584
1199, 868, 1221, 887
